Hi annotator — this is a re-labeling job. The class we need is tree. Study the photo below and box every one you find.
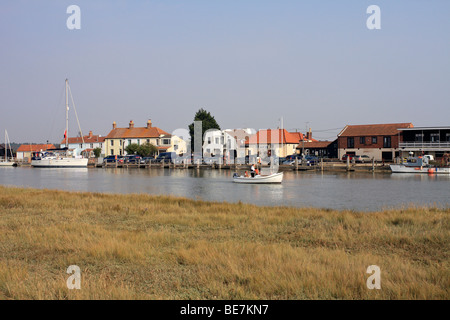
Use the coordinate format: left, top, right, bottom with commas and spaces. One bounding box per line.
137, 143, 158, 157
188, 108, 221, 152
125, 143, 139, 155
93, 147, 102, 158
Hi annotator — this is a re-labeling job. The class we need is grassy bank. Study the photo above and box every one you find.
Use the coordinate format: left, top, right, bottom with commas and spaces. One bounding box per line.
0, 186, 448, 299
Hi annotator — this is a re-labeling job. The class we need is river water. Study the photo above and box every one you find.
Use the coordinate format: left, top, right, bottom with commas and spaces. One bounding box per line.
0, 167, 449, 211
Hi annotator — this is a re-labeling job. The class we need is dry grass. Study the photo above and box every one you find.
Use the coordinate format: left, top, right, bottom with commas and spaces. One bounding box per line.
0, 186, 448, 300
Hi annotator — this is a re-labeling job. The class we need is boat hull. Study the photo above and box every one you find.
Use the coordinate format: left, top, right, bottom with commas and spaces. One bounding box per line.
390, 164, 450, 174
31, 158, 88, 168
0, 162, 16, 167
233, 172, 283, 184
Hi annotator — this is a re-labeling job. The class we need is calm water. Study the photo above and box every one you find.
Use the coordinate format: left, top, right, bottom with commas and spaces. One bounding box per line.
0, 167, 449, 211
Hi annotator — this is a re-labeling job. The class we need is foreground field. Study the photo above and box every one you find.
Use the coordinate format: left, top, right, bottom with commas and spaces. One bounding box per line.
0, 186, 448, 299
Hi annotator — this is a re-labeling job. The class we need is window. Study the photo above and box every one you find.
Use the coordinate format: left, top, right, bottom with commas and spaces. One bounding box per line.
446, 133, 450, 142
383, 136, 391, 148
80, 144, 82, 148
347, 137, 354, 148
415, 134, 424, 142
147, 139, 150, 144
90, 143, 93, 149
163, 139, 171, 145
119, 140, 122, 146
372, 137, 377, 144
360, 137, 365, 145
430, 133, 439, 142
137, 139, 140, 145
110, 150, 114, 155
111, 140, 114, 146
128, 139, 132, 145
215, 137, 219, 144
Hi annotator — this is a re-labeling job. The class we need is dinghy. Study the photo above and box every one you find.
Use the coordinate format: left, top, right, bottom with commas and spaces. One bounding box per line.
232, 172, 283, 184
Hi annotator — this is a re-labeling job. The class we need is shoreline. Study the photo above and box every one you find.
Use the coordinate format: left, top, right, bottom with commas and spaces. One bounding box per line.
0, 186, 448, 299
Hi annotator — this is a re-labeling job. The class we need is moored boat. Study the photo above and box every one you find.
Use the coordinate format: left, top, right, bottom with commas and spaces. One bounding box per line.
31, 79, 88, 168
390, 156, 450, 174
0, 129, 16, 167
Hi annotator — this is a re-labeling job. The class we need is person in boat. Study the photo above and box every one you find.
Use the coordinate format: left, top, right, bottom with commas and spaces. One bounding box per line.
255, 167, 259, 176
244, 171, 249, 177
250, 164, 255, 177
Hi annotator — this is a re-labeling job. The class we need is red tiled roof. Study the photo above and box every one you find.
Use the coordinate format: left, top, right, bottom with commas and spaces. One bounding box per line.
60, 134, 105, 145
105, 126, 169, 139
246, 129, 302, 145
17, 144, 55, 153
296, 141, 332, 149
338, 123, 413, 137
289, 132, 305, 141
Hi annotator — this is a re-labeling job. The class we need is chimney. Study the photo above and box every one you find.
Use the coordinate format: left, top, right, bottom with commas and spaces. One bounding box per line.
112, 121, 117, 130
129, 120, 134, 129
147, 119, 152, 129
89, 131, 93, 138
306, 128, 312, 141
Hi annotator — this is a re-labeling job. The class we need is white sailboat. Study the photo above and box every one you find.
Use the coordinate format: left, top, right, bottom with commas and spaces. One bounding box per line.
31, 79, 88, 168
0, 129, 16, 167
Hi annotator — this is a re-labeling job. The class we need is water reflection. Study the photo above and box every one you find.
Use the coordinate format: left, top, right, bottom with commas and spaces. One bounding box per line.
0, 167, 448, 211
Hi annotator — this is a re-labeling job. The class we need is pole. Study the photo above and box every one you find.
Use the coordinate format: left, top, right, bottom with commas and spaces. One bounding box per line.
65, 79, 69, 148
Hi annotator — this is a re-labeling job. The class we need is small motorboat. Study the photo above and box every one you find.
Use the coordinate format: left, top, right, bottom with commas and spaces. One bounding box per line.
390, 156, 450, 174
232, 172, 283, 184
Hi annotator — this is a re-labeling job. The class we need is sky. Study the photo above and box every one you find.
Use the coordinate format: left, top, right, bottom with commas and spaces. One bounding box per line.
1, 0, 449, 143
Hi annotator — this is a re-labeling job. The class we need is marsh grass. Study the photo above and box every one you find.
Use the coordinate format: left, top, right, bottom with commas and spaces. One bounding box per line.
0, 186, 448, 299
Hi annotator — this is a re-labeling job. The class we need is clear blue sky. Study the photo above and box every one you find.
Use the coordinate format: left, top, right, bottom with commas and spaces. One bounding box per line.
1, 0, 449, 143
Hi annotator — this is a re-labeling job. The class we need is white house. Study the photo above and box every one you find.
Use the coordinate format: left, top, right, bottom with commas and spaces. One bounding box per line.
60, 131, 106, 158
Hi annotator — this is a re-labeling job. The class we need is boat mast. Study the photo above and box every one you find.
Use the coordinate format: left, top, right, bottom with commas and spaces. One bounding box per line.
65, 79, 69, 148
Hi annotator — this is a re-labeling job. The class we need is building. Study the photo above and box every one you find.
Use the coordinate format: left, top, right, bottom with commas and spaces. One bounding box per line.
16, 144, 55, 162
202, 128, 256, 162
60, 131, 106, 157
337, 123, 414, 161
297, 139, 338, 158
246, 129, 305, 159
104, 119, 187, 156
398, 126, 450, 160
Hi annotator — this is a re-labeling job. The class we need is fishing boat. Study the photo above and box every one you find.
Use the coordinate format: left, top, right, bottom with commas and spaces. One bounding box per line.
31, 79, 88, 168
390, 156, 450, 174
233, 172, 283, 184
0, 129, 16, 167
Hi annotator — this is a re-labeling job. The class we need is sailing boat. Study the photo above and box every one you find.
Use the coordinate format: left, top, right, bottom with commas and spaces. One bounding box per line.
31, 79, 88, 168
0, 129, 16, 167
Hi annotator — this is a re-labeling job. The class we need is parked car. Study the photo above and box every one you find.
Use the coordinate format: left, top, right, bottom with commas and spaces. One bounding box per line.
155, 152, 174, 163
285, 154, 302, 161
304, 155, 319, 166
354, 155, 371, 163
124, 155, 142, 164
103, 155, 124, 164
142, 156, 157, 164
342, 154, 354, 162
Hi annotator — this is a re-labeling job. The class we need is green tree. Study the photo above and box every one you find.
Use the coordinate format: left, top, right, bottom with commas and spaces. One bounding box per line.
125, 143, 140, 155
93, 147, 102, 158
137, 143, 158, 157
188, 108, 221, 151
